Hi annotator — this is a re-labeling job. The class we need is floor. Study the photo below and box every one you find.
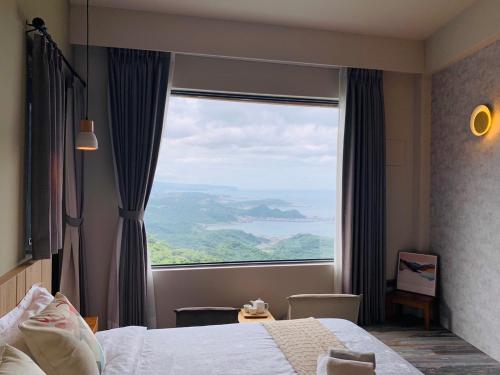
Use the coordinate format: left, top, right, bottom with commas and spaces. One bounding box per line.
367, 319, 500, 375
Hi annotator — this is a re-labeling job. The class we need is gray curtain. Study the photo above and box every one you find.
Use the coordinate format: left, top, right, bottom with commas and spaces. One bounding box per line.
31, 35, 65, 260
107, 48, 172, 327
60, 77, 87, 313
341, 68, 386, 325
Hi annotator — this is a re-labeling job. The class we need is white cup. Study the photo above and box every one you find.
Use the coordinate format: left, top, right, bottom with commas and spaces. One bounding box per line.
248, 306, 258, 315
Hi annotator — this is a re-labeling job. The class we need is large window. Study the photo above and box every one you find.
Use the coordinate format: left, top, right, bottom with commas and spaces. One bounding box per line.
146, 93, 339, 266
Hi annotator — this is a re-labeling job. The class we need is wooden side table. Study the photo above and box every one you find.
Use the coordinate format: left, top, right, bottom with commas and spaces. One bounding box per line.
238, 309, 275, 323
84, 316, 99, 333
387, 290, 435, 330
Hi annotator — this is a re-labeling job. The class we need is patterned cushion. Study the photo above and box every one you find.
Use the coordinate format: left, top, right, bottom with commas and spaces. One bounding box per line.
19, 292, 105, 375
0, 344, 45, 375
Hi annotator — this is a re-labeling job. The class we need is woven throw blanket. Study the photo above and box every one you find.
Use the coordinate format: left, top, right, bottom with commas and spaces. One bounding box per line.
263, 318, 346, 375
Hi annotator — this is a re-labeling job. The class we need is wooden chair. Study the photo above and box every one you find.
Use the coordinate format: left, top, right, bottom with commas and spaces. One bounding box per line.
287, 294, 362, 323
174, 307, 240, 327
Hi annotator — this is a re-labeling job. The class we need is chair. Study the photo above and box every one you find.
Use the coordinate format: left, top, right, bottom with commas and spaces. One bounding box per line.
287, 294, 362, 323
174, 307, 240, 327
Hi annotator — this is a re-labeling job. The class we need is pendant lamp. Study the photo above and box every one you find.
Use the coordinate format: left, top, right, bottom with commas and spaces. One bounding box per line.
76, 0, 98, 151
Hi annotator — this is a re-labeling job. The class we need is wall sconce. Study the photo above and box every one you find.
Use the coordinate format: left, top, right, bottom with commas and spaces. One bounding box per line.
470, 105, 492, 136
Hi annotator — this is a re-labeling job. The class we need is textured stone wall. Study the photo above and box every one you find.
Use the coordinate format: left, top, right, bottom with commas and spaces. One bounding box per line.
431, 39, 500, 361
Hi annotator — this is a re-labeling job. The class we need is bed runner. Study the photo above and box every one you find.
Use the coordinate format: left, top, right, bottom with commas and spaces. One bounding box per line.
263, 318, 345, 375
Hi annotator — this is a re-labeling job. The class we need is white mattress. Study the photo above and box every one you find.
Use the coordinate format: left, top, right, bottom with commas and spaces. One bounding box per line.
97, 319, 422, 375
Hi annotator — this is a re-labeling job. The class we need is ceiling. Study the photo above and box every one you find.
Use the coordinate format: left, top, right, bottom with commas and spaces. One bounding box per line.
72, 0, 477, 40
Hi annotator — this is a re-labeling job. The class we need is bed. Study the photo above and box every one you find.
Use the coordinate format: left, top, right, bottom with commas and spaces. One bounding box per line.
1, 259, 423, 375
98, 319, 422, 375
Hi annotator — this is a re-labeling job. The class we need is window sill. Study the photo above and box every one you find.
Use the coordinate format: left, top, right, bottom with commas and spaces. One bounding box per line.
152, 259, 334, 271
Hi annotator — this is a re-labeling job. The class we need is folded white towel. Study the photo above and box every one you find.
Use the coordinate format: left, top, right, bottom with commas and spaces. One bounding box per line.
317, 355, 375, 375
328, 348, 376, 369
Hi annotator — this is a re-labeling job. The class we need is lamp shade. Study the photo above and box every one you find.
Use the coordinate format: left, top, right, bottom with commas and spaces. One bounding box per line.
76, 119, 98, 150
470, 105, 492, 136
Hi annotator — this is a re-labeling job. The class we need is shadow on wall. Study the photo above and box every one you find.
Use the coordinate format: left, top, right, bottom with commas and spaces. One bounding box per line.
439, 299, 453, 332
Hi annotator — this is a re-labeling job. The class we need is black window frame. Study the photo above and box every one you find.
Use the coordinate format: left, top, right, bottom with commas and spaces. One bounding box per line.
151, 90, 339, 269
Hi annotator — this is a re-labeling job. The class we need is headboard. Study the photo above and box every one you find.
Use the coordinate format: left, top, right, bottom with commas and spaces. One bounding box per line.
0, 259, 51, 318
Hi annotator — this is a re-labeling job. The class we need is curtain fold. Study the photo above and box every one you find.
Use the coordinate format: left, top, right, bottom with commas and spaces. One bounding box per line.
107, 48, 173, 328
341, 68, 386, 325
60, 77, 87, 313
31, 35, 65, 260
334, 68, 347, 293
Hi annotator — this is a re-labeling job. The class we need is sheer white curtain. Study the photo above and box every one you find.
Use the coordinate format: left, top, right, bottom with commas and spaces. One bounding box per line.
334, 68, 347, 293
60, 79, 86, 312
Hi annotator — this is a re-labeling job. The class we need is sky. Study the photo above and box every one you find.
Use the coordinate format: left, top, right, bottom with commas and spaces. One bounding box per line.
154, 96, 339, 190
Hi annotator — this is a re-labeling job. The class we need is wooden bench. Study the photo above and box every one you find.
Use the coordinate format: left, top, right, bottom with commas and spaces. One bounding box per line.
386, 290, 436, 330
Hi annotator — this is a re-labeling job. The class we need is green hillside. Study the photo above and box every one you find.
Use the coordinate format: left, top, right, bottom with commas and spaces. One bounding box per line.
145, 191, 333, 265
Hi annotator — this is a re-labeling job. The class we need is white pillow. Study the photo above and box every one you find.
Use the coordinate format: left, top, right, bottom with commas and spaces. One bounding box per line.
0, 344, 45, 375
0, 284, 53, 354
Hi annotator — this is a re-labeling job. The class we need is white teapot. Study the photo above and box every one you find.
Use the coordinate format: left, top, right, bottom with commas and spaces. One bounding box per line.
250, 298, 269, 314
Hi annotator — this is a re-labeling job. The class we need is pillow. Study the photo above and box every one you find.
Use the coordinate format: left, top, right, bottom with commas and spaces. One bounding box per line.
19, 292, 105, 375
0, 344, 45, 375
0, 284, 53, 354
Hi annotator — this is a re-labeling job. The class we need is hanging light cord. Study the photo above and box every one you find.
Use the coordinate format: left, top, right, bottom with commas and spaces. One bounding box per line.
86, 0, 89, 120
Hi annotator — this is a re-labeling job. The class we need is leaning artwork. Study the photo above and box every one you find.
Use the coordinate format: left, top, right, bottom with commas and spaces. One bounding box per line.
397, 251, 438, 296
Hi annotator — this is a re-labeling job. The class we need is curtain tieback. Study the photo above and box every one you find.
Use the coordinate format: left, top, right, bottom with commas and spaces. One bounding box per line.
118, 207, 145, 221
65, 215, 83, 227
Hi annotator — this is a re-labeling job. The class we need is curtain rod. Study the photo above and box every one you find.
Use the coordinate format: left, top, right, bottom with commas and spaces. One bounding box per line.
26, 17, 87, 88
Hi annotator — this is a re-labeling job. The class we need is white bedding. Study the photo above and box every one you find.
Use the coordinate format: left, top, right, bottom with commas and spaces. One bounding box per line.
97, 319, 422, 375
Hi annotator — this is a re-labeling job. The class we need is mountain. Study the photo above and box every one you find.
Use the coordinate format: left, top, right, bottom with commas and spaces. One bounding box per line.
147, 192, 307, 225
145, 188, 334, 265
243, 205, 305, 219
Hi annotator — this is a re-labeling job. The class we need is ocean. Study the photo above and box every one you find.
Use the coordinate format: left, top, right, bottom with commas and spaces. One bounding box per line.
206, 188, 336, 240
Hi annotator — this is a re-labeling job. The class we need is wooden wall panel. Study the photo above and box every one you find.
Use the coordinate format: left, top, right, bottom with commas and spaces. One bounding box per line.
41, 259, 52, 293
0, 276, 17, 317
0, 259, 49, 318
30, 261, 42, 291
16, 270, 26, 304
0, 283, 5, 317
25, 264, 34, 293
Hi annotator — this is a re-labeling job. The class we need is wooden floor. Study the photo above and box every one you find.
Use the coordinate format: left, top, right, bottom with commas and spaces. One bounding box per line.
367, 320, 500, 374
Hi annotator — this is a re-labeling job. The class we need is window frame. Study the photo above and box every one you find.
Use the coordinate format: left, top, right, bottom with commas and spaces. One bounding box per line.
151, 90, 339, 269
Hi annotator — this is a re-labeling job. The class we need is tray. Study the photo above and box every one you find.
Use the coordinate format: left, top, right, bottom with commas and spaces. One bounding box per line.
241, 309, 269, 318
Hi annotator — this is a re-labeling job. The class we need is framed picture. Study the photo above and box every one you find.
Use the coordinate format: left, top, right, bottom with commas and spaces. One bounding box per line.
397, 251, 438, 296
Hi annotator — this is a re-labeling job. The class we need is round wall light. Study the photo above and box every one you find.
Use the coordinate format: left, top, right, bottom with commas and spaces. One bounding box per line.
470, 105, 492, 136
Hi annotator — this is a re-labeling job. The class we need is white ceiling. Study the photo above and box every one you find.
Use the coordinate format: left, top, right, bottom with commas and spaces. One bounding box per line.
72, 0, 477, 40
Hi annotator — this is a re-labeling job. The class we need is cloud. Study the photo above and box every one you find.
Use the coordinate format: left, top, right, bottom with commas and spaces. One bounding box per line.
156, 96, 339, 190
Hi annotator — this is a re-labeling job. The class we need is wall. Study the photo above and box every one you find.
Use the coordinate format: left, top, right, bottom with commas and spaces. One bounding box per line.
75, 45, 423, 327
67, 6, 430, 307
431, 40, 500, 361
0, 0, 70, 276
384, 72, 423, 279
173, 54, 339, 99
70, 5, 424, 74
74, 47, 118, 322
425, 0, 500, 73
154, 264, 334, 327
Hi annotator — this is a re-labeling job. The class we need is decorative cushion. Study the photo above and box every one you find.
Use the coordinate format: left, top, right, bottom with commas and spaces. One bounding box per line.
0, 284, 54, 355
19, 292, 105, 375
0, 344, 45, 375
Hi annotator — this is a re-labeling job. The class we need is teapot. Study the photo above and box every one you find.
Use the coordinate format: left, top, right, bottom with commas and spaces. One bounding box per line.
250, 298, 269, 314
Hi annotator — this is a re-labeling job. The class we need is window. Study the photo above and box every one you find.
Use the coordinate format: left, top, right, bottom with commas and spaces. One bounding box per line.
146, 93, 339, 266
